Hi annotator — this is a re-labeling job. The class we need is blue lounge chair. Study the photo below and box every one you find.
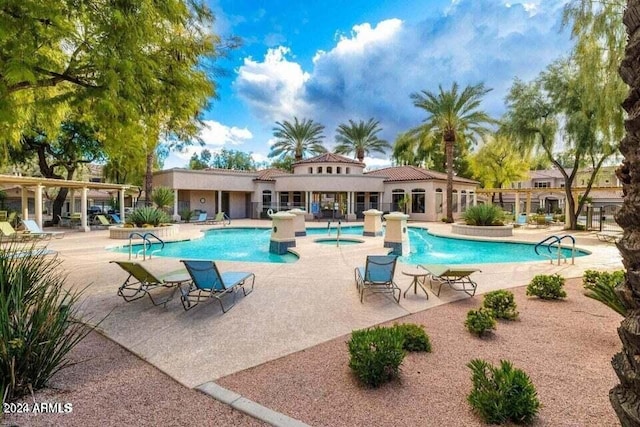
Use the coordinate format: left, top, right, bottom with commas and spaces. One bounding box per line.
194, 212, 208, 223
110, 214, 123, 224
180, 260, 255, 312
22, 219, 65, 238
354, 255, 400, 303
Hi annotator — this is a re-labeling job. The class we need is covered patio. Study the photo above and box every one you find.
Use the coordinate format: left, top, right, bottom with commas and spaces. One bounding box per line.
0, 175, 133, 232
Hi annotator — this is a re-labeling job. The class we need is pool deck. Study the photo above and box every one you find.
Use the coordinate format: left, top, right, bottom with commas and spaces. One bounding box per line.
43, 220, 622, 389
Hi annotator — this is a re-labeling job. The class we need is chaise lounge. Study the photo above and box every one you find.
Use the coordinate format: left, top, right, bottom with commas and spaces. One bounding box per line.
180, 260, 255, 312
111, 260, 192, 307
420, 264, 480, 297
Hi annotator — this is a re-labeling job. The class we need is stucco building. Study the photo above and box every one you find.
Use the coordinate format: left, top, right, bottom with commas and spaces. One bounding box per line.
153, 153, 479, 221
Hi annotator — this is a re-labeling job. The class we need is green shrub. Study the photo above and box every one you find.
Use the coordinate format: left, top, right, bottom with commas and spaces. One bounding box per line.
126, 206, 171, 227
526, 274, 567, 300
393, 323, 432, 352
583, 270, 626, 316
465, 307, 496, 337
483, 290, 519, 320
180, 209, 195, 223
0, 241, 89, 402
463, 204, 505, 226
151, 186, 175, 211
467, 359, 540, 424
348, 326, 405, 387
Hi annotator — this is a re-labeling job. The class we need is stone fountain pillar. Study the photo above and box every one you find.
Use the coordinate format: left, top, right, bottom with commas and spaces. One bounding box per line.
288, 208, 307, 236
269, 211, 296, 254
383, 212, 410, 256
363, 209, 384, 236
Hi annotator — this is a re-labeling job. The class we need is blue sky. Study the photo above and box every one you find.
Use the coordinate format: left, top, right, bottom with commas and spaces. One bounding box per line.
165, 0, 574, 169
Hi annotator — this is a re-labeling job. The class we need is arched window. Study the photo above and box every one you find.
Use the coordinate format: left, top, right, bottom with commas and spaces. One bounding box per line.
392, 189, 405, 212
346, 167, 350, 174
308, 167, 313, 174
336, 167, 342, 174
461, 190, 467, 211
435, 189, 443, 214
452, 189, 458, 212
326, 166, 333, 174
411, 188, 426, 214
317, 167, 323, 174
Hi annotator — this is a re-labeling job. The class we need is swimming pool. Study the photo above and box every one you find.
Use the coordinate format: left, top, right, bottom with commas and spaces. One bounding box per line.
114, 226, 588, 264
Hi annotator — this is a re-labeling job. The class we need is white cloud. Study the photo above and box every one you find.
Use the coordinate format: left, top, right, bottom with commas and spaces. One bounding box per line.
166, 120, 253, 168
234, 0, 572, 156
363, 156, 393, 171
234, 46, 311, 122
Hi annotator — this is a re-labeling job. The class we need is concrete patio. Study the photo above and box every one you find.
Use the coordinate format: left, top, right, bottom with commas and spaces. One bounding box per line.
45, 220, 623, 389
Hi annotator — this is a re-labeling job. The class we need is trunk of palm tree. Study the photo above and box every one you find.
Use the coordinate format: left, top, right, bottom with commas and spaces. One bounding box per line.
357, 148, 364, 163
610, 3, 640, 425
145, 150, 154, 207
445, 138, 454, 223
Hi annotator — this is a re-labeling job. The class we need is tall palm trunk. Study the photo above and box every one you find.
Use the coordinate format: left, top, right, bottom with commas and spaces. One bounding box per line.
357, 148, 365, 163
445, 138, 454, 223
145, 150, 154, 207
610, 2, 640, 425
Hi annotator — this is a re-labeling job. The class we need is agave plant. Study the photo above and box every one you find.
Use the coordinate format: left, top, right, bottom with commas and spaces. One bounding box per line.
463, 204, 505, 226
126, 206, 171, 227
151, 186, 175, 211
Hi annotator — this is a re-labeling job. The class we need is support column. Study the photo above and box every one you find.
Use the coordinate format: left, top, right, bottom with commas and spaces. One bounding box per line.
35, 184, 43, 229
80, 187, 90, 232
173, 189, 179, 217
514, 192, 521, 218
217, 190, 222, 214
21, 187, 29, 221
70, 190, 76, 214
119, 189, 126, 223
473, 192, 477, 206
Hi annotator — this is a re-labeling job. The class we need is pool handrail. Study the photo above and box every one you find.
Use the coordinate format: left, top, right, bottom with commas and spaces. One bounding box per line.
534, 234, 575, 265
128, 232, 165, 261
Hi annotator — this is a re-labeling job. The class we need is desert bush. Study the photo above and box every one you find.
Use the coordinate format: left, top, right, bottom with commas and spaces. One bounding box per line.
583, 270, 626, 316
463, 204, 505, 226
151, 186, 175, 211
526, 274, 567, 300
394, 323, 432, 352
180, 209, 195, 223
0, 241, 89, 402
126, 206, 171, 227
467, 359, 540, 424
483, 290, 519, 320
465, 307, 496, 337
348, 326, 405, 387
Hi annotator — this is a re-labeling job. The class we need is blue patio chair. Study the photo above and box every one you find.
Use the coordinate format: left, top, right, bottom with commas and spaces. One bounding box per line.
22, 219, 65, 239
180, 260, 255, 312
110, 214, 123, 224
354, 255, 400, 303
194, 212, 208, 223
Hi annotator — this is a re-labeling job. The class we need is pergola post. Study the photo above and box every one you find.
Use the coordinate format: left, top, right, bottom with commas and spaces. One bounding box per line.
514, 192, 521, 218
173, 189, 179, 221
80, 187, 90, 232
21, 187, 29, 222
35, 184, 43, 229
119, 189, 126, 223
218, 190, 222, 214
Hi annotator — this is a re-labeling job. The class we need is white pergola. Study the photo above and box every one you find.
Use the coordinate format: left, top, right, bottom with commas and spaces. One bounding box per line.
0, 175, 133, 232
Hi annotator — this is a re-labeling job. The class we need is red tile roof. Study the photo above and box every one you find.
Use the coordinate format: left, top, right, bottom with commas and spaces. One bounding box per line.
293, 153, 363, 165
254, 168, 291, 181
365, 165, 478, 184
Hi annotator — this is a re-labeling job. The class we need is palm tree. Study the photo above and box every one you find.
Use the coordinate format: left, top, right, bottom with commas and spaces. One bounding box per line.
410, 82, 494, 222
334, 118, 391, 162
269, 117, 327, 161
610, 1, 640, 424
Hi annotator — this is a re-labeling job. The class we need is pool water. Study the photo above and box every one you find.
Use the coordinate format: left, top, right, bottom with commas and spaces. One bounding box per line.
115, 228, 298, 263
113, 226, 587, 264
